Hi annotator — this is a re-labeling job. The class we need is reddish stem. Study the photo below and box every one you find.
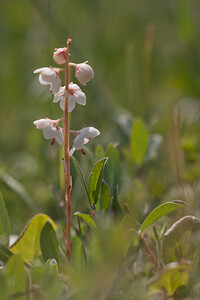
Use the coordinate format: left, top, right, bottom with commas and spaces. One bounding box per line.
64, 37, 72, 263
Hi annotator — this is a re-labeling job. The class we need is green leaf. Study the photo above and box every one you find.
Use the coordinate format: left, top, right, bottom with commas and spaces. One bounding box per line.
141, 201, 186, 233
105, 144, 120, 193
89, 157, 108, 205
0, 190, 11, 246
10, 214, 57, 262
150, 261, 192, 296
71, 156, 90, 206
131, 119, 148, 165
74, 212, 97, 231
40, 221, 59, 263
100, 181, 111, 211
6, 255, 27, 300
0, 244, 13, 263
162, 215, 200, 264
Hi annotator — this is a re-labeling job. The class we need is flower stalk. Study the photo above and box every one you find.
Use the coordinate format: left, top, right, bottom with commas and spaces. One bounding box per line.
64, 37, 72, 262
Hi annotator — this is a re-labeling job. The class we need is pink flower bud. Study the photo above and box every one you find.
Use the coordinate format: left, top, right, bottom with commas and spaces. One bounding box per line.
53, 48, 67, 65
75, 62, 94, 85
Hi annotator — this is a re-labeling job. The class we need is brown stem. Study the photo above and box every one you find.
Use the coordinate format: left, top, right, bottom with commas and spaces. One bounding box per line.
64, 37, 72, 263
140, 232, 159, 267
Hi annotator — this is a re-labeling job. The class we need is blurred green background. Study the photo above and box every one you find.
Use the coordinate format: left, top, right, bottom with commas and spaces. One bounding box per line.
1, 0, 200, 233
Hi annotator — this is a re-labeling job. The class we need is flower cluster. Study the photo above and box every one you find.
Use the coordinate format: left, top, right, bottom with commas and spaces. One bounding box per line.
33, 45, 99, 155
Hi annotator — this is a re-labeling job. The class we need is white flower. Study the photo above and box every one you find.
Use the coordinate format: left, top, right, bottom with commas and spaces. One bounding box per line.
75, 62, 94, 85
53, 83, 86, 112
53, 48, 67, 65
33, 67, 61, 94
33, 118, 64, 145
69, 127, 100, 156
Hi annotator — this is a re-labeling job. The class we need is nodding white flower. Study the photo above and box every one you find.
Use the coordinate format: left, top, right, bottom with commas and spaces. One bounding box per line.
69, 127, 100, 156
53, 48, 67, 65
33, 67, 61, 94
33, 118, 64, 145
53, 83, 86, 112
75, 62, 94, 86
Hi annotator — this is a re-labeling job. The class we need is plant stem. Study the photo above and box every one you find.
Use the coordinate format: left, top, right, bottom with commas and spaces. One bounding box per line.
64, 37, 72, 263
140, 232, 159, 267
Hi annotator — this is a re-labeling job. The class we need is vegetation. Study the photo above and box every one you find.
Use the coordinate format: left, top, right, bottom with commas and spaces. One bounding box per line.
1, 0, 200, 299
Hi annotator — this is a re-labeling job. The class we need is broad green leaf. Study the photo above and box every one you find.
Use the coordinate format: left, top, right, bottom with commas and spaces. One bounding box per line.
10, 214, 57, 262
89, 157, 108, 205
95, 145, 106, 160
105, 144, 120, 193
131, 119, 148, 165
162, 215, 200, 264
6, 255, 26, 300
40, 221, 59, 263
150, 261, 192, 296
0, 190, 11, 246
141, 201, 186, 233
74, 212, 97, 231
71, 156, 90, 205
0, 244, 13, 263
100, 181, 111, 211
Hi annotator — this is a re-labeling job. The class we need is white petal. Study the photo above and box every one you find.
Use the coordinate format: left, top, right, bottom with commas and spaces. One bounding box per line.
33, 119, 51, 129
39, 74, 49, 86
74, 90, 86, 105
55, 129, 64, 145
83, 138, 89, 145
80, 127, 100, 139
43, 126, 56, 140
73, 135, 85, 150
50, 76, 61, 94
33, 67, 50, 74
68, 97, 76, 112
60, 99, 65, 111
69, 147, 75, 156
53, 86, 65, 103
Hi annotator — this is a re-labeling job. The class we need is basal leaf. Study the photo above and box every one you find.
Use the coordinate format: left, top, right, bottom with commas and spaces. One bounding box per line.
141, 201, 186, 233
131, 119, 148, 166
100, 181, 111, 211
71, 156, 90, 206
89, 157, 108, 205
10, 214, 57, 262
0, 190, 11, 246
40, 221, 59, 263
74, 212, 97, 231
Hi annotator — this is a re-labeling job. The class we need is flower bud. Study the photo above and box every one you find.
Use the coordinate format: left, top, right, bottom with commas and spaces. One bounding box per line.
75, 62, 94, 85
53, 48, 67, 65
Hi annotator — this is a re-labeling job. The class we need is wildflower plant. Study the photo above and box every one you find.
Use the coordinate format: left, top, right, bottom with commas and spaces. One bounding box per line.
33, 37, 99, 262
